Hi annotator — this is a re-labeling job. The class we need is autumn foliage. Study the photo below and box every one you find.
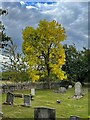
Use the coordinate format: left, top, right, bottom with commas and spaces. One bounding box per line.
22, 19, 67, 87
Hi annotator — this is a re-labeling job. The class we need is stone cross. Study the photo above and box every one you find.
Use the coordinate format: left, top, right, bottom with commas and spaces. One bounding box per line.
6, 92, 14, 105
34, 107, 56, 120
75, 82, 82, 96
24, 95, 31, 107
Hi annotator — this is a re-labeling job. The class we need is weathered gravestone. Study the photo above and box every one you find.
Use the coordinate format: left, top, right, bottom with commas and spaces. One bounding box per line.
54, 87, 66, 93
70, 115, 80, 120
9, 85, 15, 92
6, 92, 14, 105
74, 82, 82, 97
31, 88, 35, 96
24, 95, 31, 107
59, 87, 66, 93
0, 112, 3, 118
68, 85, 72, 89
34, 107, 56, 120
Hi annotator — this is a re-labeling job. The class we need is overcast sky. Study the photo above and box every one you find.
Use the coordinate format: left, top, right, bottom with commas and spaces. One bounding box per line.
1, 1, 88, 53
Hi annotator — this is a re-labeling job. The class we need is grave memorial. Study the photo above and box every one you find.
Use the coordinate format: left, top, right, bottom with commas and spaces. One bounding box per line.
70, 115, 80, 120
31, 88, 35, 96
68, 85, 72, 88
54, 87, 66, 93
24, 95, 31, 107
0, 112, 3, 118
75, 82, 82, 96
59, 87, 66, 93
34, 107, 56, 120
6, 92, 14, 105
73, 82, 83, 99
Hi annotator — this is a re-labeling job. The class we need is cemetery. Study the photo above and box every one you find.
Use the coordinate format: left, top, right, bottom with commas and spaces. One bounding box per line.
0, 6, 89, 120
1, 82, 89, 119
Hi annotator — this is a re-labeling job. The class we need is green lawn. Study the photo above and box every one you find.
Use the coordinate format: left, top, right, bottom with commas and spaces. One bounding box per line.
2, 88, 88, 119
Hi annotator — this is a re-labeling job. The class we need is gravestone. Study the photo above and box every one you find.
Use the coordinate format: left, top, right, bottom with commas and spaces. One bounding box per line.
59, 87, 66, 93
75, 82, 82, 96
31, 88, 35, 96
70, 115, 80, 120
6, 92, 14, 105
34, 107, 56, 120
0, 112, 3, 118
24, 95, 31, 107
68, 85, 72, 89
9, 85, 15, 92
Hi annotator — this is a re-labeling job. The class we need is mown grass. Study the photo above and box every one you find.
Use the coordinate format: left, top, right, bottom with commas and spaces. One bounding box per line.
2, 88, 89, 119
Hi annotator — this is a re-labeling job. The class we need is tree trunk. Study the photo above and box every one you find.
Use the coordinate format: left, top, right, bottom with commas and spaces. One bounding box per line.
47, 64, 51, 89
43, 43, 52, 89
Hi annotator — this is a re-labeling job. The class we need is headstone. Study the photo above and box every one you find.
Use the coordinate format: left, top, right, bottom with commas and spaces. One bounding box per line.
31, 88, 35, 96
59, 87, 66, 93
24, 95, 31, 107
6, 92, 14, 105
0, 112, 3, 118
75, 82, 82, 96
70, 116, 80, 120
9, 85, 15, 92
68, 85, 72, 88
34, 107, 56, 120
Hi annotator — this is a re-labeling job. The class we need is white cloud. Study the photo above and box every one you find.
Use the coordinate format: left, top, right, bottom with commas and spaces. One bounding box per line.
20, 1, 25, 5
1, 2, 88, 52
26, 5, 38, 10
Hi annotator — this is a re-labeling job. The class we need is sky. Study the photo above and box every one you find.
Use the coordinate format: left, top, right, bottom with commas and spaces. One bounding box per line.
1, 1, 89, 53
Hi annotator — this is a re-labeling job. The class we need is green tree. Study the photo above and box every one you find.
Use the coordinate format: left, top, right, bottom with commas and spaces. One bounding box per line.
22, 19, 67, 88
2, 70, 30, 82
0, 9, 10, 49
2, 39, 17, 71
2, 39, 29, 82
80, 48, 90, 83
63, 44, 78, 80
0, 9, 29, 83
63, 44, 89, 84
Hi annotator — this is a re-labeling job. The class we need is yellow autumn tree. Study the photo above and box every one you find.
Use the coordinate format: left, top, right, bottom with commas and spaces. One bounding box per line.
22, 19, 67, 88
